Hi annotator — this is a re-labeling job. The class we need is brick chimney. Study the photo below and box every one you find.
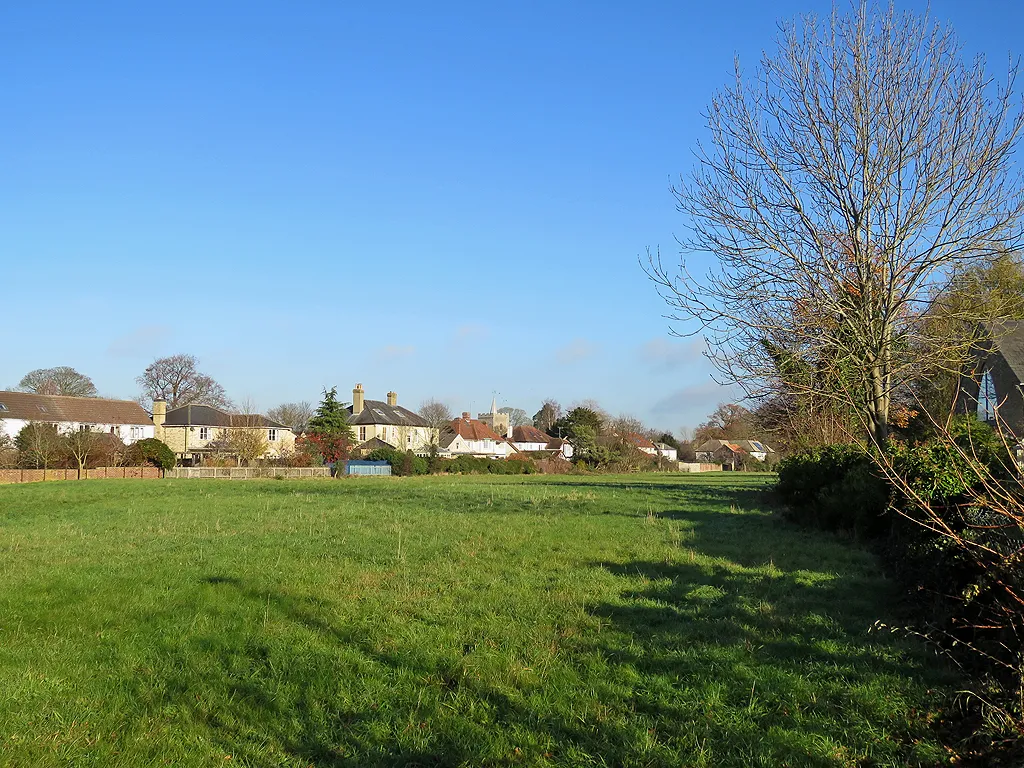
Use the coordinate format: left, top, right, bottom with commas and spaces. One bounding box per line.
152, 398, 166, 438
353, 383, 365, 414
387, 391, 397, 407
462, 411, 471, 420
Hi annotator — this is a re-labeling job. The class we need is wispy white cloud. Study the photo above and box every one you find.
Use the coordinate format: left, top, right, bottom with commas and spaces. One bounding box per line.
555, 338, 598, 365
649, 379, 737, 417
373, 344, 416, 363
454, 324, 489, 343
106, 325, 172, 358
637, 337, 705, 372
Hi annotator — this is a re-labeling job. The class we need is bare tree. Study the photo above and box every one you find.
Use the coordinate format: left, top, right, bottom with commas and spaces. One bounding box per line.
610, 414, 649, 437
266, 401, 314, 434
64, 427, 101, 477
419, 399, 454, 432
646, 3, 1024, 447
15, 423, 63, 475
136, 354, 231, 410
533, 400, 562, 433
498, 407, 530, 428
17, 366, 97, 397
694, 403, 754, 443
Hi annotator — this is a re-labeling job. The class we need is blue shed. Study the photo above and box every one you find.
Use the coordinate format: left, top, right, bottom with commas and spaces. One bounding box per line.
344, 460, 392, 476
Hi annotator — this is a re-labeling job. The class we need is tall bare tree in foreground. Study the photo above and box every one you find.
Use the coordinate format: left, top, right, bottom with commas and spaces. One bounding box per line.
646, 3, 1024, 447
17, 367, 98, 397
136, 354, 231, 410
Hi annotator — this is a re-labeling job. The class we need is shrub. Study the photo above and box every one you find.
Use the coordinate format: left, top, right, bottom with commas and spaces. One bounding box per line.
366, 448, 428, 476
125, 438, 176, 470
776, 444, 890, 536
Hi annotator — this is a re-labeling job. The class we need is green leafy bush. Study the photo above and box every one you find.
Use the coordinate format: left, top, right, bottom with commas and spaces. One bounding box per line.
775, 444, 890, 537
365, 448, 428, 476
126, 438, 176, 470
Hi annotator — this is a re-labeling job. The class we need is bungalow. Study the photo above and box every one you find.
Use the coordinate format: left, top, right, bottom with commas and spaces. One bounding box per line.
695, 438, 774, 469
152, 400, 294, 464
347, 384, 437, 452
0, 391, 154, 443
441, 413, 518, 458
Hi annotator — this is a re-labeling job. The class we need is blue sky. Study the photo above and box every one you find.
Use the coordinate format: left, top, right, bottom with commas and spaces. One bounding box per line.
2, 1, 1021, 432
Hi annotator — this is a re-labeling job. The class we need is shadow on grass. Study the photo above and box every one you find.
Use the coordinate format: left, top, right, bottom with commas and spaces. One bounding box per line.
129, 480, 951, 767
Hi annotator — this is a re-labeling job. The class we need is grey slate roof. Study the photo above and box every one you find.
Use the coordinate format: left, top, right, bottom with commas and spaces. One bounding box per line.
989, 319, 1024, 383
163, 404, 288, 429
347, 400, 430, 428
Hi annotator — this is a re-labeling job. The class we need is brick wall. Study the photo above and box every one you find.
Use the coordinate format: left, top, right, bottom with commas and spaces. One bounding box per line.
0, 466, 161, 484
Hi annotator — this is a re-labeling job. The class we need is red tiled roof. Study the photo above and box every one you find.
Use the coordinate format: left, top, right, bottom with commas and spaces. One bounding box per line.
446, 415, 505, 441
624, 432, 656, 449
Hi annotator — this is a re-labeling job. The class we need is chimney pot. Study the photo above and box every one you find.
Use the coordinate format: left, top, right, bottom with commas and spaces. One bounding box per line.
353, 383, 365, 414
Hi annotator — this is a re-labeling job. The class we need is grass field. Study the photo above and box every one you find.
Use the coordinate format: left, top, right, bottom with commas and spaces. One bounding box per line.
0, 474, 956, 767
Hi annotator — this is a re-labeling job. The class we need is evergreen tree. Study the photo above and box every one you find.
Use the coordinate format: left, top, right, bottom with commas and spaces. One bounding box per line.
307, 388, 355, 464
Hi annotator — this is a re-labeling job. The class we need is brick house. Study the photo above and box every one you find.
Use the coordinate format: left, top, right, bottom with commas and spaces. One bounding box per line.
152, 400, 294, 464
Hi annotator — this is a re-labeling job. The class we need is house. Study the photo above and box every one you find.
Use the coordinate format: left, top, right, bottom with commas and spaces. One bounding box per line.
623, 432, 659, 456
695, 438, 774, 467
440, 413, 518, 458
654, 442, 678, 462
347, 384, 437, 452
957, 320, 1024, 436
152, 400, 294, 464
0, 391, 154, 443
510, 424, 574, 459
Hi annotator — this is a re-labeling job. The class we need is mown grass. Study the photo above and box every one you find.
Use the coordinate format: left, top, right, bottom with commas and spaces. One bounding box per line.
0, 474, 956, 767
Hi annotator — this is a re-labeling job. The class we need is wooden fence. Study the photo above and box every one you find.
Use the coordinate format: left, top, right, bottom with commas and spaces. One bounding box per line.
165, 467, 331, 480
0, 466, 162, 484
677, 462, 724, 473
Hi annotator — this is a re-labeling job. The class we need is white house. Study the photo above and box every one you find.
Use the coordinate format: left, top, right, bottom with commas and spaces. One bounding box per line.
654, 442, 678, 462
510, 424, 574, 459
0, 391, 154, 443
440, 413, 518, 458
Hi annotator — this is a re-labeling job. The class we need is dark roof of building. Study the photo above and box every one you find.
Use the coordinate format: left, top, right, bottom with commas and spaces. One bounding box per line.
347, 400, 430, 428
163, 404, 288, 429
352, 436, 396, 455
989, 319, 1024, 383
511, 425, 552, 444
0, 391, 153, 426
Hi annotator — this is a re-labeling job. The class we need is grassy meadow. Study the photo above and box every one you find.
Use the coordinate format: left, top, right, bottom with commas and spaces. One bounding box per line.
0, 474, 957, 767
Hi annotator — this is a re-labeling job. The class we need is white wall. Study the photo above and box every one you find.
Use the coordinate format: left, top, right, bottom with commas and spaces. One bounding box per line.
0, 418, 153, 444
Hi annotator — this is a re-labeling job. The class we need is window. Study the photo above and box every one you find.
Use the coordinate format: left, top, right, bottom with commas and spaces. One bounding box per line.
268, 428, 278, 442
407, 433, 412, 445
200, 427, 211, 440
359, 426, 366, 441
130, 426, 142, 440
978, 369, 998, 422
0, 403, 7, 411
